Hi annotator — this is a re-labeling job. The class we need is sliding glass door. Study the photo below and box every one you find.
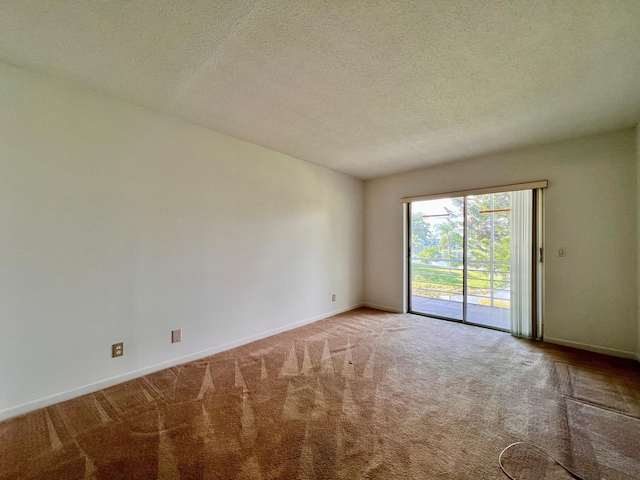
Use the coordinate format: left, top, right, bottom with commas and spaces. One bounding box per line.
409, 196, 464, 321
465, 192, 512, 330
408, 189, 536, 334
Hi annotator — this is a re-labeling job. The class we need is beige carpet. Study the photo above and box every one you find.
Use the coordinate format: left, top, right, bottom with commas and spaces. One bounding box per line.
1, 308, 639, 479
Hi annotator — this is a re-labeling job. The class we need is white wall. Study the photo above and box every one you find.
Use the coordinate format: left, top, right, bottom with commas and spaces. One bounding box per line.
637, 124, 640, 361
364, 129, 638, 358
0, 63, 363, 420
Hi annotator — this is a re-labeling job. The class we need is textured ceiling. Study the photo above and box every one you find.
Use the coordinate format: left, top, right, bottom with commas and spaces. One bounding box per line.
1, 1, 639, 179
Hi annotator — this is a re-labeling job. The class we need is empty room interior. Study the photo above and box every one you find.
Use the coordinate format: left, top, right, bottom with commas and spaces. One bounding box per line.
1, 1, 640, 479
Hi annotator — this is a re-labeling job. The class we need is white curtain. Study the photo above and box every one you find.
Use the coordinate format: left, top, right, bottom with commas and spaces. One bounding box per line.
510, 190, 533, 338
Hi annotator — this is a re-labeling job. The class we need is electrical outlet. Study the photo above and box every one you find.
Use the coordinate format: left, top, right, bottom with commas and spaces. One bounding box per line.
558, 247, 566, 257
171, 329, 182, 343
112, 342, 124, 358
332, 294, 336, 302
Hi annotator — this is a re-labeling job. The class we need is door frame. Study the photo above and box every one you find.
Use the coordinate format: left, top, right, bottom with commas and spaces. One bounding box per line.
402, 181, 546, 338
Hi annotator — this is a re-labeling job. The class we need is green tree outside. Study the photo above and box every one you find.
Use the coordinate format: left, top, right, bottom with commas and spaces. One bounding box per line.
411, 193, 511, 308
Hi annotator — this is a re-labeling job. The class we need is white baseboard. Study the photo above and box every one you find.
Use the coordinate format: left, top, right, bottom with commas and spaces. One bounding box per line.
0, 304, 362, 422
544, 336, 638, 360
362, 302, 404, 313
